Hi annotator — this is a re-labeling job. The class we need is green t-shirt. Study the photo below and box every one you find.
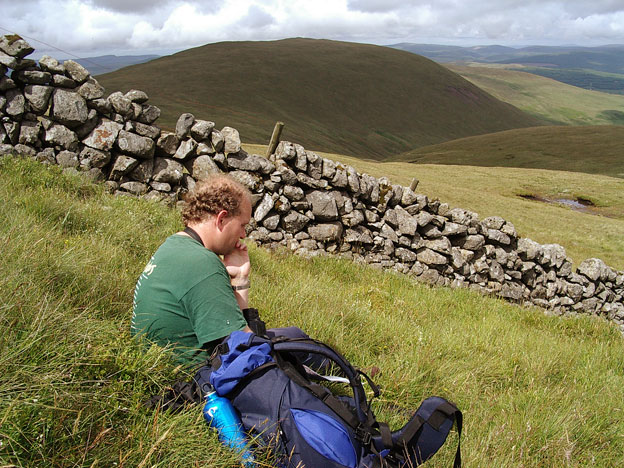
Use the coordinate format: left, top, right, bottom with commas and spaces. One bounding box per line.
131, 234, 247, 365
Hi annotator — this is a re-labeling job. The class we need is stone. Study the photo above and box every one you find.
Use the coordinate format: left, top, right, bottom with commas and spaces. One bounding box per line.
125, 89, 149, 103
110, 155, 139, 179
441, 222, 468, 237
24, 85, 53, 114
281, 211, 311, 233
12, 69, 51, 85
221, 126, 241, 154
63, 60, 90, 83
196, 142, 214, 156
38, 55, 65, 73
306, 190, 339, 221
297, 172, 328, 189
139, 104, 161, 124
120, 181, 149, 195
306, 151, 323, 179
283, 185, 304, 201
173, 138, 197, 160
395, 247, 417, 263
308, 222, 343, 242
56, 150, 79, 168
499, 282, 524, 301
51, 89, 88, 128
488, 261, 505, 282
176, 113, 195, 138
79, 146, 111, 169
229, 170, 263, 191
82, 119, 122, 151
108, 91, 133, 118
74, 109, 99, 139
0, 76, 16, 91
331, 167, 348, 188
486, 229, 511, 245
322, 158, 337, 179
211, 129, 224, 152
45, 124, 79, 150
18, 120, 42, 146
78, 77, 105, 100
0, 35, 34, 58
228, 151, 275, 174
88, 98, 112, 115
254, 193, 275, 222
152, 157, 185, 184
129, 159, 154, 183
150, 181, 171, 192
13, 143, 37, 158
417, 248, 448, 265
346, 166, 360, 194
423, 237, 452, 255
539, 244, 566, 268
262, 214, 280, 231
5, 89, 25, 117
0, 51, 18, 69
342, 209, 365, 227
380, 223, 399, 242
192, 155, 221, 180
52, 74, 77, 88
4, 121, 20, 145
275, 141, 297, 160
482, 216, 505, 230
191, 120, 215, 141
156, 132, 180, 156
447, 207, 479, 226
578, 258, 608, 282
129, 122, 160, 139
344, 226, 374, 244
395, 205, 418, 236
517, 238, 540, 261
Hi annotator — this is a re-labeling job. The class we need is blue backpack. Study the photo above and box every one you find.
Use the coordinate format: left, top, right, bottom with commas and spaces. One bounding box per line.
194, 331, 462, 468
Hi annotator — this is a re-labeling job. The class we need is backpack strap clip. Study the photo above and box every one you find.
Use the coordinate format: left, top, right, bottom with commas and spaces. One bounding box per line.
355, 423, 373, 446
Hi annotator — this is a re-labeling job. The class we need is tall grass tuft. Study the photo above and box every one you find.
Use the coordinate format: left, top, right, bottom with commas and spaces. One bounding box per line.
1, 157, 623, 467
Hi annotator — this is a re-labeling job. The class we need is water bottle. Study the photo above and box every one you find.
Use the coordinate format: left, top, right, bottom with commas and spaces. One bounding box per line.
202, 386, 255, 467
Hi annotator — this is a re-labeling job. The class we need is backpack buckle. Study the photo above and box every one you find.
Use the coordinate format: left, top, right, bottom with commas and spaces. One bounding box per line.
355, 423, 372, 445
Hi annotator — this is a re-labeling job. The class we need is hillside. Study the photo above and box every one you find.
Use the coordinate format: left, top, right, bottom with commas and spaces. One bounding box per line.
446, 64, 624, 125
393, 126, 624, 179
2, 157, 624, 467
97, 38, 543, 159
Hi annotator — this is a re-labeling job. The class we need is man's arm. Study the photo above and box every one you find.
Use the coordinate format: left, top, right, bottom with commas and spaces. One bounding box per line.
223, 240, 251, 311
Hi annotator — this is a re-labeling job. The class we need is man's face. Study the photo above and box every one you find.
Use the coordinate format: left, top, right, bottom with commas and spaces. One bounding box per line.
219, 198, 252, 254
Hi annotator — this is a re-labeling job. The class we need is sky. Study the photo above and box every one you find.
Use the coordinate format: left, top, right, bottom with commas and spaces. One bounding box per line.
2, 0, 624, 59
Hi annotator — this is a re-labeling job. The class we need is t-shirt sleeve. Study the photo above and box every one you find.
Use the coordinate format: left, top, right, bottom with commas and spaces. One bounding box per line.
180, 268, 248, 346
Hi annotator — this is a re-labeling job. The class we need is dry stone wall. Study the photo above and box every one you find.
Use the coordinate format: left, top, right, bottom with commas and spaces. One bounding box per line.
1, 35, 623, 331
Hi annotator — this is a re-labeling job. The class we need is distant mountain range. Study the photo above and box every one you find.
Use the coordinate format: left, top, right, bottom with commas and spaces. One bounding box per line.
67, 54, 160, 75
97, 38, 543, 159
388, 44, 624, 93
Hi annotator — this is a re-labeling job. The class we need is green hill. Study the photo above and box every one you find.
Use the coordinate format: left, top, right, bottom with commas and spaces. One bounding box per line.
446, 64, 624, 125
394, 125, 624, 179
97, 38, 543, 160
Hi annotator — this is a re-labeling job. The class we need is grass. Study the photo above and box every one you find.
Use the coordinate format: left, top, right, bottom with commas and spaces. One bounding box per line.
2, 157, 624, 467
447, 64, 624, 126
96, 38, 542, 160
392, 126, 624, 179
244, 143, 624, 271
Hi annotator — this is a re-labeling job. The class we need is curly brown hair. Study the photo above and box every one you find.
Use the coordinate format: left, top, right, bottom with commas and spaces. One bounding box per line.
181, 174, 251, 225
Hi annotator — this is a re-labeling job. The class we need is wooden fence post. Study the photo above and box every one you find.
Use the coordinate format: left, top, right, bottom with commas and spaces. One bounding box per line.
266, 121, 284, 158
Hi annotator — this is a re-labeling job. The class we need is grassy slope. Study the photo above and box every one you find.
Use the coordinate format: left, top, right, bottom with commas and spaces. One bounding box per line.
97, 38, 543, 160
391, 126, 624, 178
245, 143, 624, 270
2, 158, 624, 468
446, 64, 624, 125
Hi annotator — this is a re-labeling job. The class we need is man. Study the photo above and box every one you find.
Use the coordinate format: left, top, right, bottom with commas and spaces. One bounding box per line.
131, 174, 254, 365
132, 173, 318, 368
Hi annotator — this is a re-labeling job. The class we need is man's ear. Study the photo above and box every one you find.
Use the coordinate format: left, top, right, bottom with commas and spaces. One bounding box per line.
215, 210, 229, 230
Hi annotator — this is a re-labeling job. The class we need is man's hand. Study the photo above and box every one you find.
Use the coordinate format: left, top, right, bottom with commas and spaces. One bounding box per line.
223, 240, 251, 282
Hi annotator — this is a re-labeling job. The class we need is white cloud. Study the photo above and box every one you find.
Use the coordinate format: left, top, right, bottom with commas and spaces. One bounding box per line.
1, 0, 623, 57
